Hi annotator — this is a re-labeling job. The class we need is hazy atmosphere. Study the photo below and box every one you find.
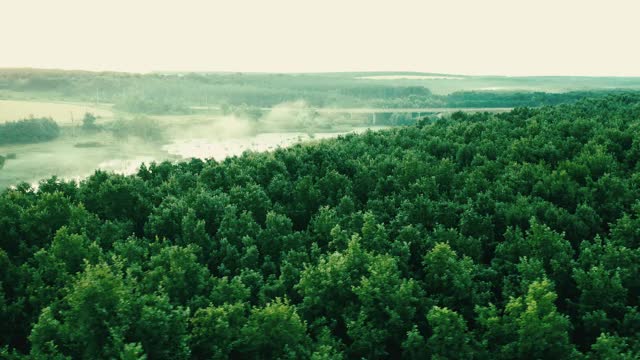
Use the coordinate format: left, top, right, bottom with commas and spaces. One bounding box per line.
2, 0, 640, 75
3, 1, 640, 360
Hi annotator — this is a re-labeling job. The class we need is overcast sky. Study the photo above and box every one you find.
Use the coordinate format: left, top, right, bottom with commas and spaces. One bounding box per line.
1, 0, 639, 76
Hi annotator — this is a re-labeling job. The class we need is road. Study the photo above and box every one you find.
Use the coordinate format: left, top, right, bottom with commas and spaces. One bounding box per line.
190, 105, 513, 114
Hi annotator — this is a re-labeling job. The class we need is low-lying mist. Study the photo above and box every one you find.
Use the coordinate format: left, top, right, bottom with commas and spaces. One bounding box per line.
0, 101, 387, 189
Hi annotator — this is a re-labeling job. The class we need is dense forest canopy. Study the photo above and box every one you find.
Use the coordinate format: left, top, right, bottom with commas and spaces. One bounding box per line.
1, 95, 640, 358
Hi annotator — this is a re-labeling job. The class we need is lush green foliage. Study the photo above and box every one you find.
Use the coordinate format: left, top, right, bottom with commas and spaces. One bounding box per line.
2, 95, 640, 358
0, 117, 60, 145
81, 112, 98, 131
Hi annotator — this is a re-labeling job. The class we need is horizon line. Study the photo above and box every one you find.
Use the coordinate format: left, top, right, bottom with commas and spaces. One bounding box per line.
2, 67, 640, 79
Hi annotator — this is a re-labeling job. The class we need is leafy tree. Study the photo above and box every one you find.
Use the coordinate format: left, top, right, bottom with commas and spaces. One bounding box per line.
235, 299, 310, 359
401, 326, 427, 360
81, 112, 97, 130
348, 256, 421, 358
190, 302, 247, 359
144, 244, 211, 307
477, 279, 577, 359
494, 219, 574, 299
129, 292, 190, 359
49, 227, 101, 274
423, 243, 476, 316
426, 306, 473, 360
589, 333, 638, 360
30, 263, 131, 359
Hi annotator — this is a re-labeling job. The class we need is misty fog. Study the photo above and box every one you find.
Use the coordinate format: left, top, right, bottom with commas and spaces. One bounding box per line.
0, 100, 389, 188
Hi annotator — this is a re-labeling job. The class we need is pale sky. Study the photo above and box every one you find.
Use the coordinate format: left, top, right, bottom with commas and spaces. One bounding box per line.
1, 0, 639, 76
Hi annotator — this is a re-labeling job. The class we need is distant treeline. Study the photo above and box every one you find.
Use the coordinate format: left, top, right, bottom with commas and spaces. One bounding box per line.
444, 90, 631, 108
114, 97, 191, 115
3, 69, 640, 112
0, 117, 60, 145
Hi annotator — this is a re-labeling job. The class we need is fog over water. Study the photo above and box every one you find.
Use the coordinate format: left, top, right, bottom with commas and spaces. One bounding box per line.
163, 128, 383, 161
0, 101, 388, 188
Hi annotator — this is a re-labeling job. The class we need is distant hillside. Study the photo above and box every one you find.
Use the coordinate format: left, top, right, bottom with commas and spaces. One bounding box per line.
2, 68, 640, 109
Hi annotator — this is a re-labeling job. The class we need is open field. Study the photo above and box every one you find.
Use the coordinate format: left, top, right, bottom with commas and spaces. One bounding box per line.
0, 99, 114, 125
